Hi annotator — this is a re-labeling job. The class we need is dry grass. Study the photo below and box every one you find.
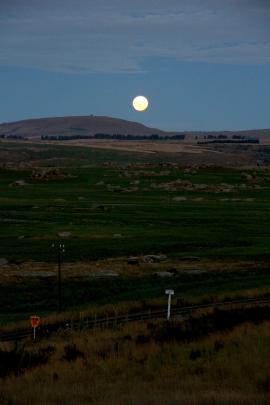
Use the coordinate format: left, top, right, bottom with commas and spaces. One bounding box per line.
2, 278, 270, 336
1, 318, 270, 404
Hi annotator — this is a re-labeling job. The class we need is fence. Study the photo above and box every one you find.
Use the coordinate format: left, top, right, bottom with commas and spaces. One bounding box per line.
1, 296, 270, 343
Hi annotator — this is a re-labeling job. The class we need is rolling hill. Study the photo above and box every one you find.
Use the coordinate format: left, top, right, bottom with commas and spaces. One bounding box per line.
0, 115, 269, 143
0, 115, 170, 139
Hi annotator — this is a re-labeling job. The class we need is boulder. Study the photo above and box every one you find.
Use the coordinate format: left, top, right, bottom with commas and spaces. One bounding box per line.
173, 196, 187, 201
193, 197, 204, 201
155, 271, 173, 278
0, 258, 8, 266
58, 231, 71, 238
10, 180, 27, 187
241, 172, 253, 181
127, 258, 140, 265
89, 270, 119, 278
141, 254, 167, 263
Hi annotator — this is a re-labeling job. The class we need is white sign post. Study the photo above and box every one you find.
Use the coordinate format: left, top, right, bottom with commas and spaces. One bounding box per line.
165, 289, 174, 320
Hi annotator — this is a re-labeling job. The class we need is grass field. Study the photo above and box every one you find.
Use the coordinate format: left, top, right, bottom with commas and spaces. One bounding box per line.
1, 164, 270, 262
1, 143, 270, 325
1, 312, 270, 404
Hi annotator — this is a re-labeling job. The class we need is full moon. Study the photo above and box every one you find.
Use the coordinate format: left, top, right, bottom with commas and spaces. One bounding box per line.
132, 95, 149, 112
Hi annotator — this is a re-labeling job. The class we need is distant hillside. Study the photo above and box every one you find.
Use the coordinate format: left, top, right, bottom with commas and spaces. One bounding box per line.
0, 116, 170, 139
0, 115, 268, 143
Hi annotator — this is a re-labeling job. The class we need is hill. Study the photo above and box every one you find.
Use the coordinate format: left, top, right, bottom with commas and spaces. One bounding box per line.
0, 115, 170, 139
0, 115, 269, 142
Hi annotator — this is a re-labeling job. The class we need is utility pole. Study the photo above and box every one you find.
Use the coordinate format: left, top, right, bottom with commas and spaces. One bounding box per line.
52, 242, 65, 312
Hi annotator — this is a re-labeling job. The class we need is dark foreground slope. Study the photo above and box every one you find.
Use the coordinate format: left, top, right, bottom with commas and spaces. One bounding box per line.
1, 316, 270, 404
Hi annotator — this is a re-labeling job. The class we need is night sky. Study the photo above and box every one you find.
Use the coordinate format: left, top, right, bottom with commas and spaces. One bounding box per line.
0, 0, 269, 131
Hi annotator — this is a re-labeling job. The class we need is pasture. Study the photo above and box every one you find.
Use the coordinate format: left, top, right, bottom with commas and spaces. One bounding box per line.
1, 142, 270, 325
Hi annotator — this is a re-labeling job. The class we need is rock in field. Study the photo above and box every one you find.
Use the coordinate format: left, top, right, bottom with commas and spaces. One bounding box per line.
0, 258, 8, 266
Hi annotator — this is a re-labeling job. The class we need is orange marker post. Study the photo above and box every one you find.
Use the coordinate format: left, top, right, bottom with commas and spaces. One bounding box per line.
30, 315, 40, 340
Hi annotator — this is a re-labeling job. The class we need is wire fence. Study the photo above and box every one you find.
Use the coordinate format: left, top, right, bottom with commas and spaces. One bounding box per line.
1, 296, 270, 343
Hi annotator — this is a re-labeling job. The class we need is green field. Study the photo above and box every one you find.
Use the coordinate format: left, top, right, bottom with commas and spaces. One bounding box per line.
1, 163, 270, 261
1, 144, 270, 324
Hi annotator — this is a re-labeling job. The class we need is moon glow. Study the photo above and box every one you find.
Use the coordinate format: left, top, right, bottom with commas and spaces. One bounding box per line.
132, 96, 149, 112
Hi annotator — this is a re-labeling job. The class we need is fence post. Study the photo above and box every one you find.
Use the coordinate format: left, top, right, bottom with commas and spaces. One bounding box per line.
114, 310, 118, 329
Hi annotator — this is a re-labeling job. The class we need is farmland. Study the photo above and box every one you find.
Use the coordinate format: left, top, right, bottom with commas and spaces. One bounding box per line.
1, 141, 270, 325
1, 141, 270, 404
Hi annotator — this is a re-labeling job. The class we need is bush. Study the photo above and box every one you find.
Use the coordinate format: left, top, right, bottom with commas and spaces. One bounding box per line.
62, 344, 85, 362
0, 344, 55, 378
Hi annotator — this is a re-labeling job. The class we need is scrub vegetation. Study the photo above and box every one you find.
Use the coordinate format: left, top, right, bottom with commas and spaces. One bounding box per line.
1, 312, 270, 404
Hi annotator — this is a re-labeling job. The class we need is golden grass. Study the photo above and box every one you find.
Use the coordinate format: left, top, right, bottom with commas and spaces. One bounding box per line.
1, 319, 270, 404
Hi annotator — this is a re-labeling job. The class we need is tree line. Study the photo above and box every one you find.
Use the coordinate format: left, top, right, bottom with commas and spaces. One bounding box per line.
41, 133, 186, 141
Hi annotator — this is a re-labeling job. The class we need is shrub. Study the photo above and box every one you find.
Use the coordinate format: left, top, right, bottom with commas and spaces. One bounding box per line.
62, 344, 85, 362
0, 344, 55, 378
189, 349, 202, 360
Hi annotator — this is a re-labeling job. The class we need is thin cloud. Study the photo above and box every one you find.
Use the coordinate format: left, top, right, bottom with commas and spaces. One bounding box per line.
0, 0, 269, 73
